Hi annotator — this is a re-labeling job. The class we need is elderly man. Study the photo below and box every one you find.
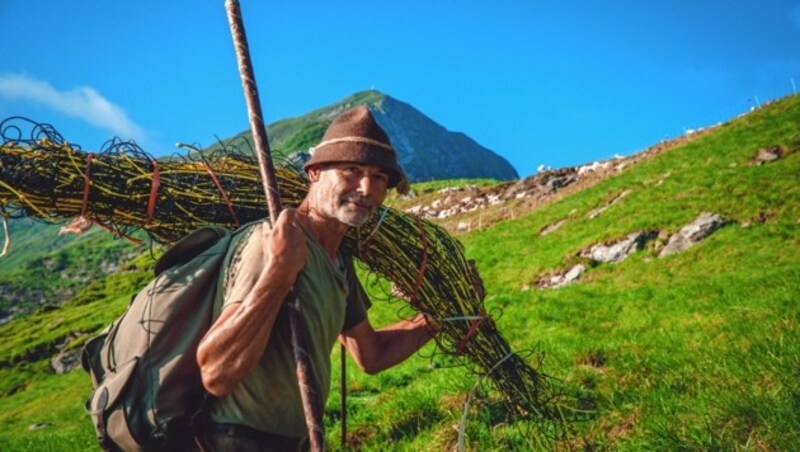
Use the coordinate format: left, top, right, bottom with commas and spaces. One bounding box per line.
197, 106, 434, 450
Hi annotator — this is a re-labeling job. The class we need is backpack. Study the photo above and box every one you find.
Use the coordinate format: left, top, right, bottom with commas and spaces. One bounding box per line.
81, 225, 240, 451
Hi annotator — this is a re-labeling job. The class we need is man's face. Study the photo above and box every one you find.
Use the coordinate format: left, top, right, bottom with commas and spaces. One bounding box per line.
308, 163, 389, 227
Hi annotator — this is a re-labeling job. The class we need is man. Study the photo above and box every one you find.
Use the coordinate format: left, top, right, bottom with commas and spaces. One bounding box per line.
196, 106, 435, 451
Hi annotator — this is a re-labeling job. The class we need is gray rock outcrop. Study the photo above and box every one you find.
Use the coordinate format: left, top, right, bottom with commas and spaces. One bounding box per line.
659, 212, 727, 257
50, 332, 85, 374
538, 264, 585, 289
51, 348, 82, 374
754, 146, 784, 164
581, 231, 656, 263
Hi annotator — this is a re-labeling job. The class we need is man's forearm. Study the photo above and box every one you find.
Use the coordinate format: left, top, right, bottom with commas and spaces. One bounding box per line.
196, 266, 293, 396
351, 313, 435, 374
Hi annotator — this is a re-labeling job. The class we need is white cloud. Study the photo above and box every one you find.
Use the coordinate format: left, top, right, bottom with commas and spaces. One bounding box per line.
0, 73, 147, 141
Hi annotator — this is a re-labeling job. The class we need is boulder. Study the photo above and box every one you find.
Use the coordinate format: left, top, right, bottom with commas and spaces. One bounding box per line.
539, 219, 565, 236
51, 348, 82, 374
538, 264, 585, 289
659, 212, 727, 257
582, 231, 655, 264
754, 146, 784, 164
50, 332, 86, 374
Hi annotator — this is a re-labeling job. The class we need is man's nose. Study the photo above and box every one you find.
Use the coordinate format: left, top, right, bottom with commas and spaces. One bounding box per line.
358, 175, 375, 196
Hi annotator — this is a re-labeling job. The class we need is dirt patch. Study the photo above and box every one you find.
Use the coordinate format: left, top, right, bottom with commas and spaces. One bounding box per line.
608, 407, 640, 440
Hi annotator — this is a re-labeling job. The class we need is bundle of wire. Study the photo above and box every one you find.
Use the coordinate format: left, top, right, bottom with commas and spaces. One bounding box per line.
0, 117, 573, 437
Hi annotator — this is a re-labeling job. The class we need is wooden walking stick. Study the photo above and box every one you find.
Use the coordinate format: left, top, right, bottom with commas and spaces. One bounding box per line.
224, 1, 326, 450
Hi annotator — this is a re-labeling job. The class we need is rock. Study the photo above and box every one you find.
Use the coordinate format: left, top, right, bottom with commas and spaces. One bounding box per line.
754, 146, 783, 164
100, 260, 120, 274
582, 231, 655, 264
539, 219, 565, 236
659, 212, 727, 257
456, 221, 471, 232
555, 264, 585, 288
51, 348, 82, 374
588, 189, 631, 219
538, 264, 585, 289
29, 422, 51, 431
437, 208, 457, 219
587, 207, 605, 219
655, 171, 672, 186
577, 161, 610, 175
406, 204, 423, 215
50, 332, 86, 374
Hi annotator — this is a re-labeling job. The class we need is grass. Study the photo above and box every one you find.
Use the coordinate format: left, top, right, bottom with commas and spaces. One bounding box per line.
0, 219, 144, 320
0, 95, 798, 450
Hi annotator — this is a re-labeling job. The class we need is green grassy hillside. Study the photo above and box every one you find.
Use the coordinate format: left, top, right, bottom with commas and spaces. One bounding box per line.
0, 220, 145, 322
0, 95, 798, 450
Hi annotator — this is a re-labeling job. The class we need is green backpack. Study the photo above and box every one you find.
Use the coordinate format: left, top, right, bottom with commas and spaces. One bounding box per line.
81, 225, 242, 451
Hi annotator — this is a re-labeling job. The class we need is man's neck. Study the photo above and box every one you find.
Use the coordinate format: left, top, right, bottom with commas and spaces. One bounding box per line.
296, 200, 348, 260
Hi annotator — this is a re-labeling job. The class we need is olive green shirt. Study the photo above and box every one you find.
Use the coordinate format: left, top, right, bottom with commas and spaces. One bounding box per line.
209, 221, 369, 438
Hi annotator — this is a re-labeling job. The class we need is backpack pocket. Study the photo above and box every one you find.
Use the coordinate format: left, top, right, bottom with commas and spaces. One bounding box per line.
81, 325, 110, 387
86, 357, 142, 451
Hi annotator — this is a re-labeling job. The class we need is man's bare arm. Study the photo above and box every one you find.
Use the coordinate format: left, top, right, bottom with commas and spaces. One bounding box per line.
197, 209, 307, 396
338, 314, 435, 375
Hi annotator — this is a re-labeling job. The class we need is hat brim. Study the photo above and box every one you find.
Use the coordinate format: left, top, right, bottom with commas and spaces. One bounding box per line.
303, 141, 403, 188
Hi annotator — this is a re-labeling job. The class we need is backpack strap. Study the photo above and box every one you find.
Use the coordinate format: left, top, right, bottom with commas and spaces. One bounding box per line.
155, 226, 230, 276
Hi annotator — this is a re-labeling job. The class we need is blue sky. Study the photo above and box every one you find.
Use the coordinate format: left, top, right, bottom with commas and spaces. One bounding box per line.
1, 1, 798, 177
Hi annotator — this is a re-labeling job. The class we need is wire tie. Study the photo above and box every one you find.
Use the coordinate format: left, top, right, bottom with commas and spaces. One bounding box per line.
145, 159, 160, 227
203, 161, 240, 227
455, 313, 487, 355
0, 214, 10, 257
81, 153, 93, 216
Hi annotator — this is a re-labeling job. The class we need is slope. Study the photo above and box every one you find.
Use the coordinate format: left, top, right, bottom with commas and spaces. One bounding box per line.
0, 95, 797, 450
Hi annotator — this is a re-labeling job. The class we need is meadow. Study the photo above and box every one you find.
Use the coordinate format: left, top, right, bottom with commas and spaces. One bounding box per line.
0, 95, 798, 450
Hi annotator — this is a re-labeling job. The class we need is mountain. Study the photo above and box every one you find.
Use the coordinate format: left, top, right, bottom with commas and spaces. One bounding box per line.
0, 95, 798, 450
213, 90, 519, 181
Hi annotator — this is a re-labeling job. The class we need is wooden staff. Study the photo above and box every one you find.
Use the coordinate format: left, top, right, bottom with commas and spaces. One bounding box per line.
224, 1, 326, 450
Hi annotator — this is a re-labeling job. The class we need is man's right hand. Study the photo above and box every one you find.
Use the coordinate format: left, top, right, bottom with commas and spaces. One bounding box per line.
263, 208, 308, 284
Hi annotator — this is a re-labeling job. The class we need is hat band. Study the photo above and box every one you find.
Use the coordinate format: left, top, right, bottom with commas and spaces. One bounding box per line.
313, 136, 395, 153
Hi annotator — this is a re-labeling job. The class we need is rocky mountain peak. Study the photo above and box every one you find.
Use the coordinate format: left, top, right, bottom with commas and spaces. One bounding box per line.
220, 90, 519, 182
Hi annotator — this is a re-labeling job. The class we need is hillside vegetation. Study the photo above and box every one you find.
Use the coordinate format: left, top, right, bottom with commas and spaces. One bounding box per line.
0, 95, 798, 450
0, 220, 144, 323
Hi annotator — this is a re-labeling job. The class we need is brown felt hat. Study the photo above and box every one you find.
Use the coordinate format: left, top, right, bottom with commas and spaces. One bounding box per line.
303, 106, 405, 189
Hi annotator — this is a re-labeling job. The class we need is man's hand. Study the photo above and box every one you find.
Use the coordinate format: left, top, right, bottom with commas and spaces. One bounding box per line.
264, 208, 308, 283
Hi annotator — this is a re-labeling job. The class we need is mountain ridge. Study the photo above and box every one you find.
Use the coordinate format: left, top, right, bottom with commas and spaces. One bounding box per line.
215, 90, 519, 181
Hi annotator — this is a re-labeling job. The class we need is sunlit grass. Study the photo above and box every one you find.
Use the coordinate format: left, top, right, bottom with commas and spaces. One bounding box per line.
0, 95, 798, 450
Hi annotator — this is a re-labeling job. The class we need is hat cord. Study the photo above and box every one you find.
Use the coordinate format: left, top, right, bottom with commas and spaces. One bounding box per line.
313, 136, 395, 153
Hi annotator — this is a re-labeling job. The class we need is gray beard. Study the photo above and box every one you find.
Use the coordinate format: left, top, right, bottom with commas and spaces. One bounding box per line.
335, 209, 372, 227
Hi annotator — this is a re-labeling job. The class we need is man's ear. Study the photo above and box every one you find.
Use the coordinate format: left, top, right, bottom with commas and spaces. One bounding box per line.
307, 167, 321, 182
